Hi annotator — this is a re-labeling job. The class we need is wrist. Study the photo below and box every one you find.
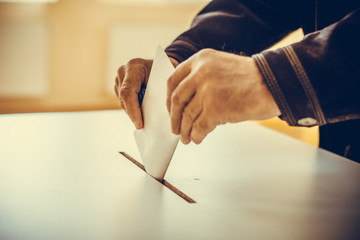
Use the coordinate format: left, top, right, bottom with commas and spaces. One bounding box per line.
251, 58, 281, 118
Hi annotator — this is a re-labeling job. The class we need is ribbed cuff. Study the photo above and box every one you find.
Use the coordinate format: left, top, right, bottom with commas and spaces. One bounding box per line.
253, 46, 326, 127
165, 39, 200, 64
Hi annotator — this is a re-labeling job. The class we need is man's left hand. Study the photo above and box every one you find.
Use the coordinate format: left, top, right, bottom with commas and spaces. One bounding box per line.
167, 48, 281, 144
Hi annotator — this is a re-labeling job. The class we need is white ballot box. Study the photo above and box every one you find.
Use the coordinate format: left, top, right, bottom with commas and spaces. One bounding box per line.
0, 110, 359, 240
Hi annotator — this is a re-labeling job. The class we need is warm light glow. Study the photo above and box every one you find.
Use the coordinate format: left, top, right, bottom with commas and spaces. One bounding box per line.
98, 0, 208, 4
0, 0, 57, 3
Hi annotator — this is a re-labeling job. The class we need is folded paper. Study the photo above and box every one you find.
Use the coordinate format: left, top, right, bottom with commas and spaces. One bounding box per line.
134, 46, 179, 181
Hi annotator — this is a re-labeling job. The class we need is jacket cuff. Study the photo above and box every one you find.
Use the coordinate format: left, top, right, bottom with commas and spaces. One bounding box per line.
252, 46, 327, 127
165, 39, 200, 64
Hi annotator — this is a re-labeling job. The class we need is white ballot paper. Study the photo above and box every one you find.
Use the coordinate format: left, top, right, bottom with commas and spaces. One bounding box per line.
134, 46, 180, 181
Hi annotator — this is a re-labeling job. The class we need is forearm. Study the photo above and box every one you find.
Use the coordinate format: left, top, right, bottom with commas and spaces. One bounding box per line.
165, 0, 301, 63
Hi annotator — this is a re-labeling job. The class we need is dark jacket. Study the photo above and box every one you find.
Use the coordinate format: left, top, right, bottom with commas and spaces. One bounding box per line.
165, 0, 360, 162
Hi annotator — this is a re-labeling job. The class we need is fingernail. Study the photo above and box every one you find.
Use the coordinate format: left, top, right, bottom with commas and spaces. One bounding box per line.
180, 136, 190, 144
135, 122, 142, 129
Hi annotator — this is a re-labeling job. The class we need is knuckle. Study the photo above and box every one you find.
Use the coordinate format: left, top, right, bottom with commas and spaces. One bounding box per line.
194, 119, 208, 131
167, 75, 174, 85
167, 75, 177, 89
116, 65, 125, 78
125, 58, 152, 83
198, 48, 213, 58
197, 64, 208, 76
182, 114, 193, 126
183, 108, 195, 120
182, 111, 192, 121
119, 87, 131, 101
193, 62, 209, 80
198, 49, 208, 57
128, 58, 145, 66
171, 92, 180, 104
198, 83, 212, 97
117, 65, 125, 76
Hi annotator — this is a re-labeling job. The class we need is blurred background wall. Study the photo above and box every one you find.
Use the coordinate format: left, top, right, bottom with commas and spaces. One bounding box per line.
0, 0, 318, 146
0, 0, 207, 113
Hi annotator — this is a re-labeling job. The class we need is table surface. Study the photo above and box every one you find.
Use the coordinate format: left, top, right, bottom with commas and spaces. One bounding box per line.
0, 110, 359, 240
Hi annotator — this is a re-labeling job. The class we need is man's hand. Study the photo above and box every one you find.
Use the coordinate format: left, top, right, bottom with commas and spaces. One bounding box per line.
115, 57, 178, 129
167, 49, 281, 144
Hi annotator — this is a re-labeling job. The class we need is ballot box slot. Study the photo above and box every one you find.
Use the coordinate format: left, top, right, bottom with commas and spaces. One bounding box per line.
119, 152, 196, 203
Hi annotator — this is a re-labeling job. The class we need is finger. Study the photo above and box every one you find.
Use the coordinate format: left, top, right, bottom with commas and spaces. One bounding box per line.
167, 60, 191, 113
116, 66, 125, 91
190, 111, 216, 144
180, 94, 202, 144
120, 62, 148, 129
169, 57, 179, 68
119, 99, 125, 109
115, 66, 125, 105
115, 78, 127, 110
114, 81, 119, 98
119, 85, 143, 129
116, 84, 125, 107
115, 75, 122, 96
170, 76, 196, 135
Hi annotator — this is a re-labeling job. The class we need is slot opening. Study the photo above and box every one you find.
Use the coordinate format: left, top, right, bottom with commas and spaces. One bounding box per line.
119, 152, 196, 203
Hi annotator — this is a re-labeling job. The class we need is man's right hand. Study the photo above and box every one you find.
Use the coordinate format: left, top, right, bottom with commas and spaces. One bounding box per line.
114, 57, 178, 129
114, 58, 152, 129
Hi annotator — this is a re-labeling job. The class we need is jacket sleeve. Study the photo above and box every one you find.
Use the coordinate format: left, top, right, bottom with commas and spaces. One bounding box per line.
165, 0, 302, 63
252, 8, 360, 127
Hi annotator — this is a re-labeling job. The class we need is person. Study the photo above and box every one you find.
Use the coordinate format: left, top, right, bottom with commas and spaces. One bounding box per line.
114, 0, 360, 163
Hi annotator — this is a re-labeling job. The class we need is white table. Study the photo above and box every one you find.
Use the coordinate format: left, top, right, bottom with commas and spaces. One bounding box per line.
0, 110, 359, 240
